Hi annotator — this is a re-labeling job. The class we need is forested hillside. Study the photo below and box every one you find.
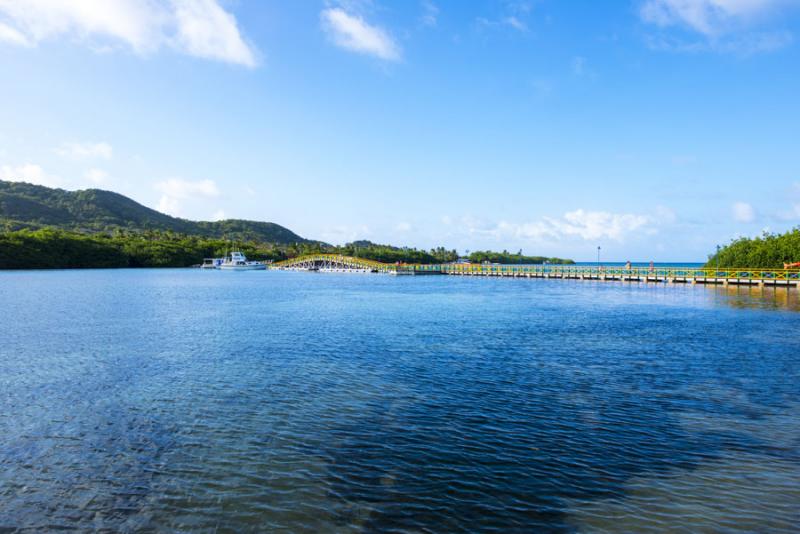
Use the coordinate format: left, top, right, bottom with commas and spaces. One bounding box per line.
0, 180, 307, 244
0, 181, 576, 269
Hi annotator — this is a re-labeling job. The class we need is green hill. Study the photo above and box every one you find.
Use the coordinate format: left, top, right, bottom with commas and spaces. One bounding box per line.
0, 180, 308, 244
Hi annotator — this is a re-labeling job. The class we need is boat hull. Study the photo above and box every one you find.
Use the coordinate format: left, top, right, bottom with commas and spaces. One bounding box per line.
219, 264, 266, 271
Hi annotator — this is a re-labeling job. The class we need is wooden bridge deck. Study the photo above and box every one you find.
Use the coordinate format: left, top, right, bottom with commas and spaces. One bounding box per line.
272, 256, 800, 287
413, 265, 800, 286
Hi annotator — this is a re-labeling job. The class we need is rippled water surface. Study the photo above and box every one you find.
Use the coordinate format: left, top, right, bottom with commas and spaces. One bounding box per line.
1, 269, 799, 532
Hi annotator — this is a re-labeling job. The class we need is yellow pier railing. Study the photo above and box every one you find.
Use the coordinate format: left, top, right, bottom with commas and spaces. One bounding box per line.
272, 255, 800, 286
427, 264, 800, 286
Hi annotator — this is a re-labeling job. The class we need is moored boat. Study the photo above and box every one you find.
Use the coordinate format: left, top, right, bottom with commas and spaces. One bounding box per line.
218, 251, 267, 271
200, 257, 224, 269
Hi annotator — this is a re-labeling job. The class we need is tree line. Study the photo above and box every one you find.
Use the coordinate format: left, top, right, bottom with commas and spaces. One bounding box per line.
0, 229, 287, 269
467, 250, 574, 265
705, 228, 800, 269
2, 230, 572, 269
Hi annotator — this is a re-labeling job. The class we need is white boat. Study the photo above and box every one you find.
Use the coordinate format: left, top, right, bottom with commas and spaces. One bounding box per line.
218, 251, 267, 271
200, 257, 224, 269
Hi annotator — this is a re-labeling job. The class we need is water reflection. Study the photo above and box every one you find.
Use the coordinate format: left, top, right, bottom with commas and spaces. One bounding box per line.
707, 285, 800, 311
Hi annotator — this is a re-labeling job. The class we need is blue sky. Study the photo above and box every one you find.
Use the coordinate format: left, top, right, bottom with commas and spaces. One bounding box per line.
1, 0, 799, 261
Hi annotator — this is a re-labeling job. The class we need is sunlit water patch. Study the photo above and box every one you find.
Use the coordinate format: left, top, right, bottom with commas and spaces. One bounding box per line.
1, 270, 798, 532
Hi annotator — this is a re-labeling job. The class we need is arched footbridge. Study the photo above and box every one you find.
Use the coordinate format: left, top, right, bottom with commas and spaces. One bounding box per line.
272, 254, 396, 273
272, 255, 800, 287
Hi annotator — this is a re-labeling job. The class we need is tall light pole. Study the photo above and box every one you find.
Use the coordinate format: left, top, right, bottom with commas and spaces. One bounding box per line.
716, 244, 720, 271
597, 246, 601, 269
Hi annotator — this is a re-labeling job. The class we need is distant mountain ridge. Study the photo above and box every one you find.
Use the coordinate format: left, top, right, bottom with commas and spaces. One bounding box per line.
0, 180, 308, 244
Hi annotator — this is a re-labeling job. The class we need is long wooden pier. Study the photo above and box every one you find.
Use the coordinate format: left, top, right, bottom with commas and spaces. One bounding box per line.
411, 264, 800, 287
273, 255, 800, 287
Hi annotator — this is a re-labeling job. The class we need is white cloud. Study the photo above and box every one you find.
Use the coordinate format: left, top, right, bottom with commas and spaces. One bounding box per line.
0, 163, 63, 188
0, 20, 30, 45
320, 7, 401, 61
211, 209, 226, 221
157, 195, 181, 216
645, 27, 792, 53
0, 0, 257, 67
154, 177, 219, 216
654, 205, 678, 224
84, 168, 109, 185
640, 0, 783, 35
172, 0, 256, 67
523, 209, 651, 241
56, 141, 113, 160
639, 0, 794, 53
155, 177, 219, 198
503, 16, 528, 31
319, 224, 371, 244
732, 201, 756, 222
395, 221, 412, 232
455, 209, 658, 244
476, 1, 532, 33
476, 16, 529, 32
420, 1, 438, 27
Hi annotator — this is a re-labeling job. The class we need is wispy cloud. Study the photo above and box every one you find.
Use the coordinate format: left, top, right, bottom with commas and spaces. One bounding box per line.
56, 141, 113, 160
447, 208, 662, 244
0, 20, 29, 45
732, 201, 756, 222
1, 161, 116, 189
477, 16, 529, 33
320, 7, 401, 61
778, 182, 800, 220
477, 1, 532, 33
155, 178, 220, 216
640, 0, 783, 35
319, 224, 372, 244
172, 0, 257, 67
0, 0, 257, 67
1, 163, 63, 188
639, 0, 795, 54
420, 1, 438, 27
85, 168, 109, 185
510, 209, 652, 242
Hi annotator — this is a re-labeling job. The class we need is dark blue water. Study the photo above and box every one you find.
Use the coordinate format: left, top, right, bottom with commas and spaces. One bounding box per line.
1, 269, 799, 532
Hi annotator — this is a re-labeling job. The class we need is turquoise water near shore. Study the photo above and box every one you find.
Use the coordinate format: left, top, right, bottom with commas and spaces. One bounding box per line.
1, 269, 799, 531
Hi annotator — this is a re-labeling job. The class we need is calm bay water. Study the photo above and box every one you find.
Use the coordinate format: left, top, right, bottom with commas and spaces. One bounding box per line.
1, 269, 799, 532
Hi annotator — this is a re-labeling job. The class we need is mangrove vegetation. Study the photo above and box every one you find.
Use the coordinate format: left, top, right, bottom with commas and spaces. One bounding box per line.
705, 228, 800, 269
